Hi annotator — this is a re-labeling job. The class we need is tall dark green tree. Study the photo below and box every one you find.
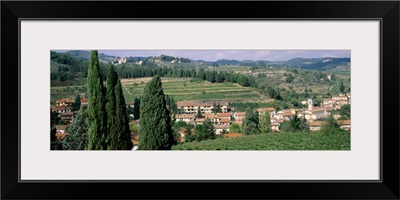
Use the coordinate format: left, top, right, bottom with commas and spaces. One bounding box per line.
340, 104, 351, 119
260, 111, 272, 134
196, 106, 203, 118
105, 65, 132, 150
106, 65, 118, 149
242, 108, 260, 135
87, 50, 108, 150
114, 80, 133, 150
339, 81, 345, 94
133, 97, 141, 120
139, 75, 176, 150
72, 94, 81, 111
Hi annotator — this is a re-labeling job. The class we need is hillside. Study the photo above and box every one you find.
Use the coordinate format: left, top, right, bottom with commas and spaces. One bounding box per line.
59, 50, 350, 71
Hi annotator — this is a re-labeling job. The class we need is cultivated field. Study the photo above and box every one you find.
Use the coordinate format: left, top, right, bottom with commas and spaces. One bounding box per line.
172, 132, 351, 150
121, 77, 268, 102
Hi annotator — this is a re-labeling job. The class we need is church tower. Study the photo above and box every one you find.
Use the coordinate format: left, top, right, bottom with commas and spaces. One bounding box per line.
308, 98, 313, 111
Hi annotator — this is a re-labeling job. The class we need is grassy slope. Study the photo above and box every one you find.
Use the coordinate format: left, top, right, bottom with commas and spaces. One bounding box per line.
121, 78, 264, 102
172, 132, 351, 150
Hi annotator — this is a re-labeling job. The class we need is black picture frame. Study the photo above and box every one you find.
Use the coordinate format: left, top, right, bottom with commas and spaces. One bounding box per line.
2, 1, 399, 199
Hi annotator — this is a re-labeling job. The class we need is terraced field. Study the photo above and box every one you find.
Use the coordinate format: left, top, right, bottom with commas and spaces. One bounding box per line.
121, 77, 267, 102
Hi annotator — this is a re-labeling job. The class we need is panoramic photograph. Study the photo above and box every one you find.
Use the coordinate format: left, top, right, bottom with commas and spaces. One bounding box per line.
50, 50, 351, 150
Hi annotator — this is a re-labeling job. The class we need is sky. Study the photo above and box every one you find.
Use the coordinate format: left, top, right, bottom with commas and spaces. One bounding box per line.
58, 50, 350, 62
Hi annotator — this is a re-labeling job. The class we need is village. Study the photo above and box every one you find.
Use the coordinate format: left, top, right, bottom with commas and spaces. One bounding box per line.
51, 92, 351, 147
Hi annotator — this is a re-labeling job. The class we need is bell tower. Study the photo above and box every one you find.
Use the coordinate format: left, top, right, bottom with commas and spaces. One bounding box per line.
308, 98, 313, 110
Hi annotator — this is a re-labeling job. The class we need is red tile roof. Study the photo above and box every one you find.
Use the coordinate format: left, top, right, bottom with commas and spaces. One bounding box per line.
217, 112, 232, 117
177, 101, 228, 107
55, 132, 68, 140
61, 112, 74, 116
308, 121, 324, 127
55, 125, 68, 131
195, 118, 206, 123
215, 124, 230, 129
175, 114, 196, 119
219, 118, 230, 123
337, 120, 351, 125
236, 112, 246, 116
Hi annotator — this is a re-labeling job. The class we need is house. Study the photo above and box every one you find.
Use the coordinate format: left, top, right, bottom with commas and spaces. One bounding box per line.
337, 120, 351, 131
217, 112, 232, 120
233, 112, 246, 121
271, 122, 281, 132
175, 114, 196, 123
256, 107, 276, 117
308, 121, 324, 131
177, 101, 229, 114
131, 132, 139, 151
51, 106, 72, 114
204, 113, 219, 124
125, 102, 134, 108
214, 124, 230, 135
218, 118, 231, 126
303, 99, 330, 121
80, 98, 88, 106
55, 125, 68, 133
56, 99, 74, 106
273, 109, 295, 121
60, 112, 76, 123
233, 112, 246, 126
195, 118, 206, 125
55, 132, 68, 141
332, 95, 348, 101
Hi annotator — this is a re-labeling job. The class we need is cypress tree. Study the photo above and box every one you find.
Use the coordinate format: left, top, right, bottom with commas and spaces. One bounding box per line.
72, 94, 81, 111
196, 106, 203, 118
133, 97, 141, 120
139, 75, 176, 150
87, 50, 108, 150
106, 65, 118, 149
260, 111, 272, 134
115, 80, 133, 150
243, 108, 260, 135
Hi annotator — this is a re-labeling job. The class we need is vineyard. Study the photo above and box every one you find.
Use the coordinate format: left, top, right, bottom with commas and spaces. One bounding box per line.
120, 77, 266, 102
171, 132, 351, 150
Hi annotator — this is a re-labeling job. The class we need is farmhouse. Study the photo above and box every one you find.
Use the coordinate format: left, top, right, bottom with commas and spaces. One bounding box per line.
256, 107, 276, 117
308, 121, 324, 131
218, 118, 231, 126
233, 112, 246, 125
55, 125, 68, 133
303, 99, 330, 121
131, 132, 139, 151
51, 106, 72, 114
271, 122, 281, 132
125, 102, 134, 108
217, 112, 232, 120
214, 124, 230, 135
60, 111, 77, 123
56, 99, 74, 106
195, 118, 206, 125
337, 120, 351, 131
177, 101, 228, 114
204, 113, 219, 124
175, 114, 196, 123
